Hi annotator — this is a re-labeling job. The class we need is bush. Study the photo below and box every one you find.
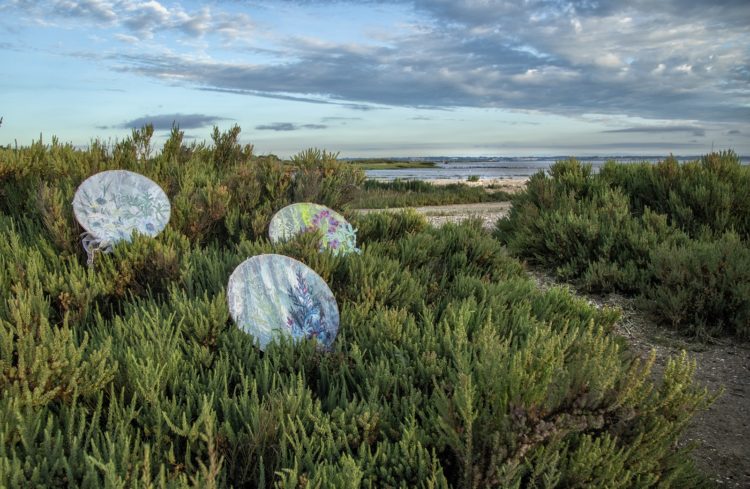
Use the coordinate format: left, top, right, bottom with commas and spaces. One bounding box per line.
497, 153, 750, 338
645, 232, 750, 339
496, 164, 683, 293
350, 179, 511, 209
0, 133, 714, 487
599, 151, 750, 239
0, 125, 365, 246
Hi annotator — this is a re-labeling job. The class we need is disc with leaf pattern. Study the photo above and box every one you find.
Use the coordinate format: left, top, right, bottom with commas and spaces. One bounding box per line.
268, 203, 359, 255
227, 254, 340, 351
72, 170, 170, 245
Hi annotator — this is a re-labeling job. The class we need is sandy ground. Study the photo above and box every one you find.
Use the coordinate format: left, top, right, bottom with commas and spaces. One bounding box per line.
424, 177, 529, 194
356, 201, 513, 229
356, 178, 525, 228
356, 199, 750, 487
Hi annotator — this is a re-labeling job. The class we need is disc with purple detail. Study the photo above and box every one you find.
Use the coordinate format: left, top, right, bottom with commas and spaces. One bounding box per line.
268, 203, 359, 255
227, 254, 340, 351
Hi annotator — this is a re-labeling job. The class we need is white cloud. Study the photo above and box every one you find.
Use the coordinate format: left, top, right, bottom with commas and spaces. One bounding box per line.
55, 0, 116, 23
595, 53, 623, 68
5, 0, 750, 125
114, 33, 139, 43
14, 0, 255, 40
570, 17, 582, 34
512, 66, 579, 84
173, 6, 211, 37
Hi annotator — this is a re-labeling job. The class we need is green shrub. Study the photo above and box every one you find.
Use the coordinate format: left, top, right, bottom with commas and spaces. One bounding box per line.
290, 148, 365, 210
0, 126, 365, 246
497, 167, 683, 293
497, 153, 750, 338
350, 179, 511, 209
0, 134, 715, 487
351, 209, 429, 244
599, 151, 750, 239
645, 232, 750, 339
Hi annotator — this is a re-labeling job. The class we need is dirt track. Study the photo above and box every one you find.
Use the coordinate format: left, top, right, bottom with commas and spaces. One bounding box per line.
356, 201, 513, 229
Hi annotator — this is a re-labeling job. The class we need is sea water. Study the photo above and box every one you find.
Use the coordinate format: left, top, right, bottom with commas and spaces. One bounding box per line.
365, 156, 750, 181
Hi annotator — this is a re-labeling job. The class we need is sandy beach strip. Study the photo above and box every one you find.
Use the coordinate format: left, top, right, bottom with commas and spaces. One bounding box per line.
422, 177, 528, 193
355, 201, 513, 229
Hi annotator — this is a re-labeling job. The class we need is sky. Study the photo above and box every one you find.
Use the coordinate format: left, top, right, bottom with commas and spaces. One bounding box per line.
1, 0, 748, 158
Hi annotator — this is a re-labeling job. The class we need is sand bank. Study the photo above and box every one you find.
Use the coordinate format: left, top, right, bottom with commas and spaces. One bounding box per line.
423, 177, 528, 193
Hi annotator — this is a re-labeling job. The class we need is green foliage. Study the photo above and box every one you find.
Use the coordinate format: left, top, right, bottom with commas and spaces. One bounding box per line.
0, 127, 364, 245
290, 148, 365, 210
351, 208, 429, 244
497, 153, 750, 338
351, 179, 512, 209
467, 175, 480, 182
342, 159, 437, 170
0, 133, 715, 487
645, 231, 750, 339
599, 151, 750, 239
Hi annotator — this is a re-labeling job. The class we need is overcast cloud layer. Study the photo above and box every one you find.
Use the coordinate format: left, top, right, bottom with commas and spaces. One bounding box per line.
1, 0, 748, 155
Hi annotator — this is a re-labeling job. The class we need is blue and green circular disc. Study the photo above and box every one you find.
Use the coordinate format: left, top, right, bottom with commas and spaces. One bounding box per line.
268, 203, 359, 255
227, 254, 340, 351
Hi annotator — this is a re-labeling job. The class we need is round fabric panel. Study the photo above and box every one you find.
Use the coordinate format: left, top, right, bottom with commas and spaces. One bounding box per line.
268, 203, 358, 255
72, 170, 170, 245
227, 254, 340, 351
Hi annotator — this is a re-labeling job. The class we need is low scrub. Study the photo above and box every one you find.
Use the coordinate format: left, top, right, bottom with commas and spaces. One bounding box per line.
599, 152, 750, 239
0, 131, 714, 487
351, 179, 512, 209
0, 125, 365, 248
497, 152, 750, 339
645, 231, 750, 339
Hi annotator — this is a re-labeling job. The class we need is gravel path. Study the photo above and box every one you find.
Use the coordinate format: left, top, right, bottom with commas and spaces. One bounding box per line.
356, 201, 513, 229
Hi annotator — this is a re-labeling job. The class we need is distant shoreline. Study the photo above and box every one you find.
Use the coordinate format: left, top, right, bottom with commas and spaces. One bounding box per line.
342, 159, 437, 170
423, 177, 528, 192
365, 176, 528, 192
364, 154, 750, 182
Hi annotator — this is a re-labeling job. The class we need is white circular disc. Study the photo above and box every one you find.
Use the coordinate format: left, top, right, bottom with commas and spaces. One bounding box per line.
227, 254, 340, 351
72, 170, 171, 245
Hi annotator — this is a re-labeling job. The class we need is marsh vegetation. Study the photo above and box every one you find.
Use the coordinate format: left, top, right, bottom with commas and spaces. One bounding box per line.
0, 126, 731, 487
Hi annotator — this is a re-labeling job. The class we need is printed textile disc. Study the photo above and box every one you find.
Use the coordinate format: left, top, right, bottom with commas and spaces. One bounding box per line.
227, 254, 340, 351
268, 203, 359, 255
72, 170, 170, 245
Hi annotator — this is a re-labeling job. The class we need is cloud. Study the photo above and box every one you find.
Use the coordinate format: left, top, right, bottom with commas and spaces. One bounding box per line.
110, 0, 750, 124
54, 0, 117, 23
111, 113, 228, 130
114, 33, 139, 43
478, 140, 708, 152
121, 1, 170, 37
255, 122, 328, 131
196, 87, 383, 111
603, 125, 706, 137
581, 142, 707, 150
321, 117, 363, 122
9, 0, 750, 126
14, 1, 255, 40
